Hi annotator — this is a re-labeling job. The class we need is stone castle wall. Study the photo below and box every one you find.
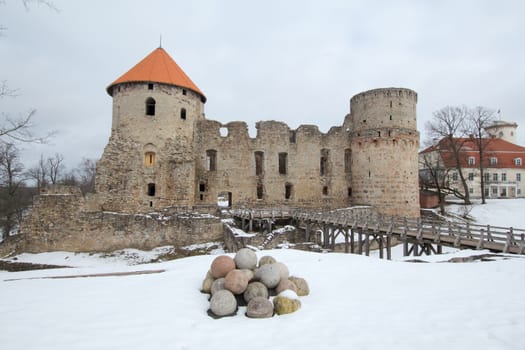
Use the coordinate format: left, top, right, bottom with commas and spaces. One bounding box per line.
193, 120, 351, 209
16, 186, 223, 253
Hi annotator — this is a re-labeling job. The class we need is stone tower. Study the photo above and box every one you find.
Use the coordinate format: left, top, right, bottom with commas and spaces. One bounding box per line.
485, 120, 518, 144
346, 88, 420, 218
96, 47, 206, 212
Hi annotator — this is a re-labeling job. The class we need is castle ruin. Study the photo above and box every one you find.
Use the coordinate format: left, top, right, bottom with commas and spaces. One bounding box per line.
8, 47, 420, 254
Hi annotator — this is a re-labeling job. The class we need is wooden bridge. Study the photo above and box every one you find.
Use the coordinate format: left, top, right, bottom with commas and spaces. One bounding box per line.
227, 207, 525, 259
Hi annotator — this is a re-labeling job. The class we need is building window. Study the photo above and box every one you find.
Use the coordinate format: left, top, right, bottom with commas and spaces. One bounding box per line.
147, 183, 156, 196
469, 188, 474, 194
206, 150, 217, 171
468, 173, 474, 181
322, 186, 328, 196
278, 152, 287, 175
500, 187, 507, 197
320, 149, 329, 176
467, 156, 475, 166
517, 173, 522, 182
285, 183, 292, 200
484, 187, 489, 197
348, 187, 352, 197
146, 97, 156, 116
255, 151, 264, 176
148, 83, 154, 90
199, 182, 206, 192
256, 183, 264, 199
289, 130, 297, 143
515, 158, 522, 166
484, 173, 490, 183
144, 152, 155, 166
452, 172, 458, 181
344, 149, 352, 173
501, 173, 507, 181
182, 89, 187, 95
493, 173, 498, 182
492, 187, 498, 195
490, 157, 498, 165
180, 108, 187, 120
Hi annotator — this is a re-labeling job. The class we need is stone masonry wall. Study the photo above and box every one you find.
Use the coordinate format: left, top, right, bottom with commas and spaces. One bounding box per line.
17, 186, 223, 253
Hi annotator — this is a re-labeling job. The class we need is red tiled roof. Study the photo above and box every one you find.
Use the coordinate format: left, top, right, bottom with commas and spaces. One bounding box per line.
107, 47, 206, 102
421, 137, 525, 169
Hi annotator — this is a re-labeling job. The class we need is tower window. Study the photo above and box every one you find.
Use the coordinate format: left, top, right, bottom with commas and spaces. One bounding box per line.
256, 183, 264, 199
320, 149, 329, 176
182, 89, 187, 95
322, 186, 328, 196
147, 183, 156, 196
255, 151, 264, 176
199, 182, 206, 192
279, 152, 287, 175
148, 83, 154, 90
344, 149, 352, 173
285, 183, 292, 200
144, 152, 155, 166
146, 97, 156, 116
206, 150, 217, 171
181, 108, 187, 120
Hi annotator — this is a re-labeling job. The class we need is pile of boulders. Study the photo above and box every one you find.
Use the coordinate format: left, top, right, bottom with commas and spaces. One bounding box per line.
201, 248, 310, 318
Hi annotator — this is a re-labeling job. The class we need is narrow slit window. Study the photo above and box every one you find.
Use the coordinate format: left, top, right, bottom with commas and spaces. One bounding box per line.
144, 152, 156, 166
180, 108, 187, 120
256, 183, 264, 199
320, 149, 329, 176
206, 150, 217, 171
255, 151, 264, 175
344, 149, 352, 173
285, 183, 292, 200
279, 152, 287, 175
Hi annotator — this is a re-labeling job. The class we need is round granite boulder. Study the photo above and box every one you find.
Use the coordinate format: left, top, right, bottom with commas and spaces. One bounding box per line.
210, 289, 237, 317
210, 255, 236, 279
275, 262, 290, 280
224, 269, 250, 294
275, 278, 298, 295
246, 297, 274, 318
211, 277, 225, 295
234, 248, 258, 270
243, 281, 269, 303
255, 263, 281, 289
288, 276, 310, 296
258, 255, 276, 267
201, 270, 215, 294
273, 292, 301, 315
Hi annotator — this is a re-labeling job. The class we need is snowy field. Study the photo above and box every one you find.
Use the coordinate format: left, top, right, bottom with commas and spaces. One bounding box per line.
1, 199, 525, 350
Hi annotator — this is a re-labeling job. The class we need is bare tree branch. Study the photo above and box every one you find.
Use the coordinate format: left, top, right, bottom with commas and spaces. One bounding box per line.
0, 109, 56, 144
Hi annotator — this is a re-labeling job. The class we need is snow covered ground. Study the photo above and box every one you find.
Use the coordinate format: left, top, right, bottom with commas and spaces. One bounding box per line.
1, 199, 525, 350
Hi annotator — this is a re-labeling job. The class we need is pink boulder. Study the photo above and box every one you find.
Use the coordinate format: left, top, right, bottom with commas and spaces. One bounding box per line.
210, 255, 236, 279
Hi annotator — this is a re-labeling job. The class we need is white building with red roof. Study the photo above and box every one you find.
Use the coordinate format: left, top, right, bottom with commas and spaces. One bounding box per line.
419, 121, 525, 199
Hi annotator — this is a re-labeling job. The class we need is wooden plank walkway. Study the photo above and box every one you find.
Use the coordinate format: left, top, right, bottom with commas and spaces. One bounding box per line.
227, 207, 525, 257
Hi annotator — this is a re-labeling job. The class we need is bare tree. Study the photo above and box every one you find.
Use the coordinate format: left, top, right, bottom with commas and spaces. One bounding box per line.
466, 107, 496, 204
26, 154, 48, 191
425, 106, 471, 204
46, 152, 64, 184
0, 143, 28, 240
75, 158, 96, 194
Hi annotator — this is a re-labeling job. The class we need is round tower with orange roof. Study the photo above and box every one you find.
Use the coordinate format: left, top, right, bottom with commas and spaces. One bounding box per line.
96, 47, 206, 212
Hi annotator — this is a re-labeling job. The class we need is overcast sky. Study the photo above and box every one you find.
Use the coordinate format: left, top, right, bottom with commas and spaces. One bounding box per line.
2, 0, 525, 170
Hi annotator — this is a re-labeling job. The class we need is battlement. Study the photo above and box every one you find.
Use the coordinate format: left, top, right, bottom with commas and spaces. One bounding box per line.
350, 87, 417, 105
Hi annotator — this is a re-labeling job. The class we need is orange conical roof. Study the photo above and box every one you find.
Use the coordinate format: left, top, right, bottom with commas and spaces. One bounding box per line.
107, 47, 206, 102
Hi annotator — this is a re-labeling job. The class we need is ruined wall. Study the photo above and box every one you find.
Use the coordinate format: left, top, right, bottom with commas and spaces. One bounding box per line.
193, 119, 352, 209
17, 186, 223, 253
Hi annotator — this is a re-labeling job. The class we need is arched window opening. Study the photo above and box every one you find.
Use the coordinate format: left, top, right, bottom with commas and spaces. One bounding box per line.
144, 152, 156, 166
146, 97, 156, 116
180, 108, 187, 120
147, 183, 156, 196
